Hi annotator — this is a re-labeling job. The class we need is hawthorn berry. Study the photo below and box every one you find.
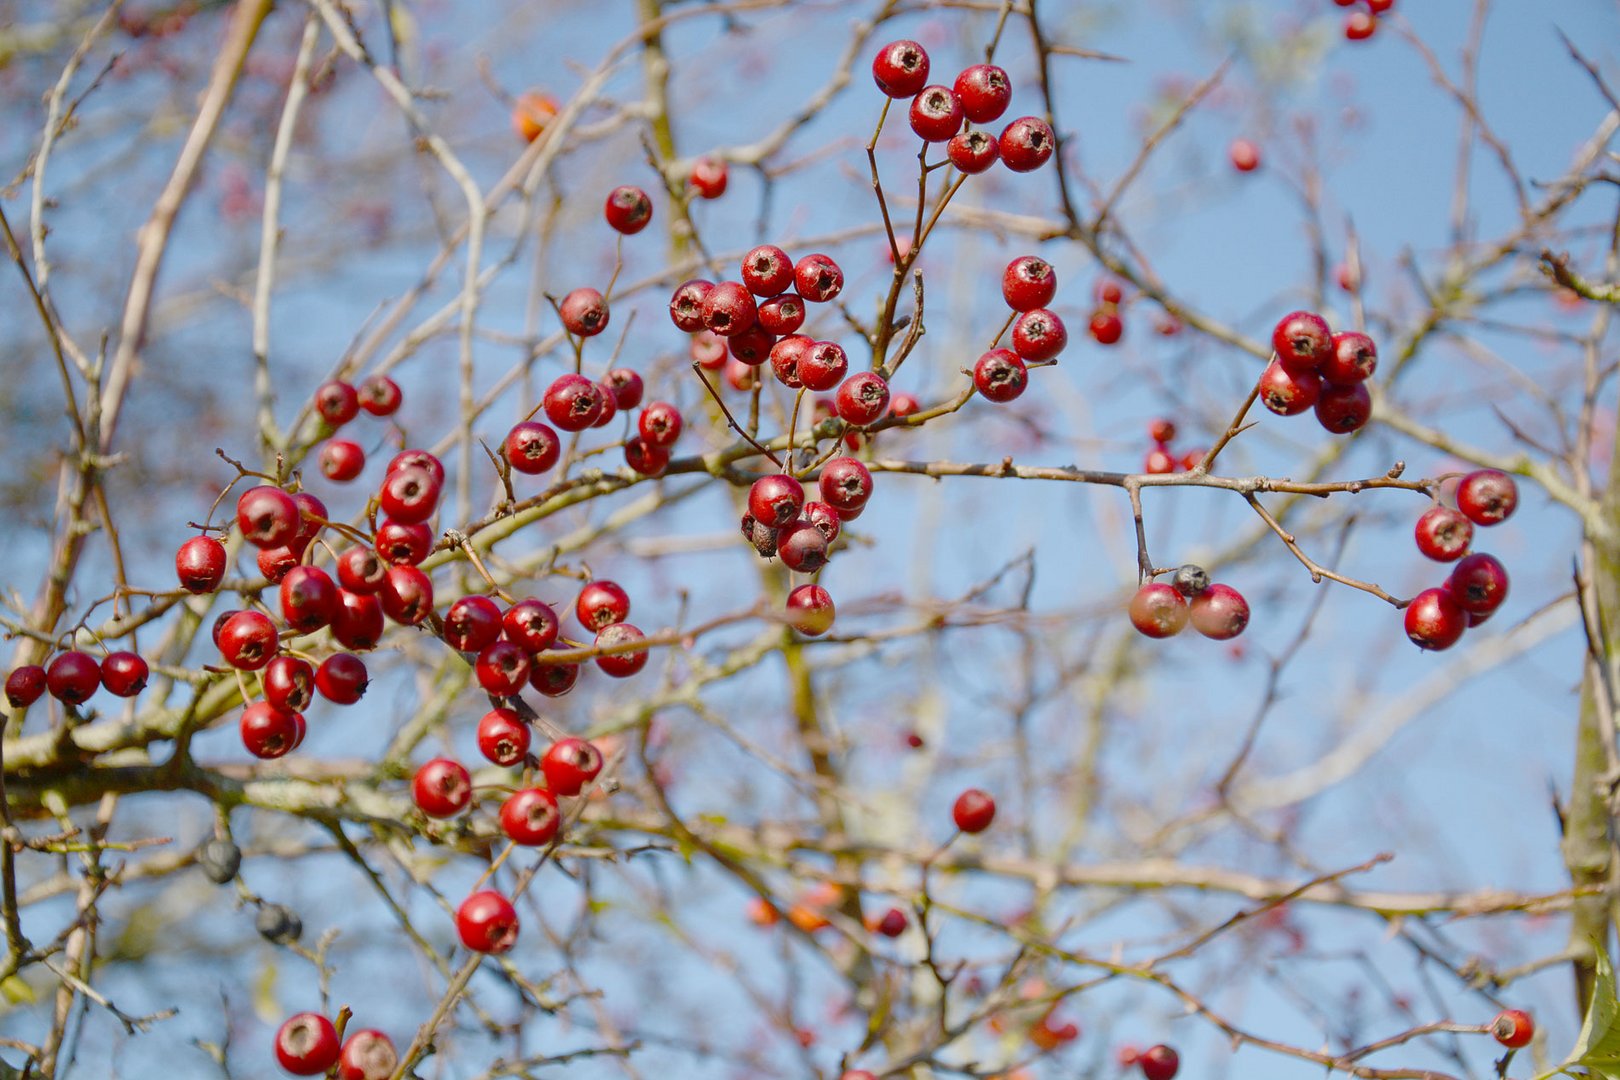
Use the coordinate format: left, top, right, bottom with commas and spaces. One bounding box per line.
1140, 1044, 1180, 1080
604, 367, 644, 409
413, 758, 472, 818
1323, 331, 1377, 384
691, 329, 727, 369
952, 788, 996, 833
1128, 582, 1189, 638
386, 449, 446, 487
380, 565, 433, 625
331, 589, 385, 650
280, 566, 337, 634
543, 374, 607, 432
5, 666, 47, 710
789, 341, 842, 393
263, 655, 315, 712
749, 474, 805, 528
689, 155, 728, 199
275, 1012, 341, 1076
1189, 583, 1249, 640
443, 595, 502, 653
505, 421, 561, 475
1345, 11, 1378, 40
1088, 310, 1124, 345
1229, 137, 1261, 172
757, 293, 806, 336
559, 286, 610, 337
1272, 310, 1333, 372
909, 85, 964, 142
974, 349, 1028, 402
530, 651, 581, 697
1314, 381, 1372, 434
511, 89, 558, 142
316, 653, 369, 705
240, 701, 301, 759
503, 598, 559, 652
218, 611, 278, 670
357, 373, 402, 416
375, 519, 433, 566
315, 380, 359, 426
476, 640, 531, 696
1404, 587, 1467, 651
998, 116, 1055, 172
728, 327, 775, 367
1491, 1008, 1534, 1049
769, 335, 812, 388
1002, 256, 1057, 312
947, 129, 999, 173
789, 256, 840, 306
872, 40, 930, 98
176, 535, 228, 594
1259, 360, 1322, 416
576, 580, 631, 631
1456, 469, 1518, 525
1414, 506, 1474, 562
669, 278, 714, 331
337, 1029, 397, 1080
786, 583, 836, 636
1144, 446, 1176, 474
778, 521, 831, 573
542, 737, 603, 796
741, 512, 779, 558
1011, 308, 1068, 361
1148, 417, 1177, 444
100, 651, 149, 697
836, 371, 891, 426
378, 466, 441, 524
501, 787, 562, 845
890, 393, 920, 418
820, 457, 874, 516
873, 907, 908, 937
639, 401, 683, 448
320, 439, 366, 482
801, 501, 842, 543
954, 63, 1011, 123
741, 244, 794, 298
603, 185, 653, 234
457, 890, 520, 954
477, 707, 531, 767
337, 546, 388, 594
1448, 552, 1508, 616
595, 622, 649, 677
236, 485, 300, 549
624, 437, 670, 476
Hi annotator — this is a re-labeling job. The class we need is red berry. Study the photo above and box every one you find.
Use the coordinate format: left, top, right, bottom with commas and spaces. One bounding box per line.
315, 380, 359, 426
836, 371, 891, 426
1140, 1044, 1180, 1080
796, 341, 847, 393
639, 401, 684, 449
477, 707, 531, 766
543, 373, 607, 432
315, 652, 369, 705
794, 254, 845, 304
1180, 449, 1206, 471
820, 457, 874, 516
1456, 470, 1518, 526
280, 565, 337, 634
6, 665, 48, 710
263, 655, 315, 712
778, 521, 831, 573
476, 640, 531, 696
377, 466, 441, 525
1414, 506, 1474, 562
559, 286, 609, 337
595, 622, 649, 677
530, 650, 581, 697
741, 244, 794, 298
998, 116, 1055, 172
1259, 360, 1322, 416
624, 437, 670, 476
689, 155, 728, 199
1096, 279, 1125, 305
953, 64, 1011, 123
691, 329, 727, 369
603, 185, 653, 234
786, 583, 836, 636
1128, 583, 1188, 638
413, 757, 472, 817
1404, 586, 1467, 651
358, 374, 402, 416
1011, 308, 1068, 361
1088, 310, 1124, 345
669, 279, 714, 331
873, 907, 908, 937
1272, 310, 1333, 372
1322, 331, 1377, 384
1448, 552, 1508, 616
872, 40, 930, 98
375, 519, 432, 566
542, 737, 603, 796
275, 1012, 341, 1076
1148, 418, 1177, 444
1345, 11, 1378, 40
444, 595, 503, 653
240, 701, 301, 759
337, 1029, 397, 1080
974, 348, 1028, 403
909, 85, 963, 142
319, 439, 366, 482
576, 581, 631, 631
502, 598, 559, 653
947, 128, 999, 173
952, 788, 996, 833
386, 449, 446, 486
457, 890, 520, 954
176, 535, 228, 594
728, 327, 775, 367
505, 421, 561, 475
1228, 137, 1261, 172
1315, 381, 1372, 434
890, 393, 920, 418
337, 546, 388, 594
1491, 1008, 1533, 1049
604, 368, 644, 410
1189, 583, 1249, 640
701, 280, 757, 337
769, 335, 812, 388
749, 474, 805, 528
802, 501, 842, 543
1003, 257, 1057, 313
500, 787, 562, 845
1144, 446, 1176, 474
236, 486, 300, 549
218, 610, 278, 670
379, 565, 433, 626
100, 651, 148, 697
1369, 0, 1394, 10
331, 589, 385, 650
757, 293, 806, 336
590, 387, 620, 427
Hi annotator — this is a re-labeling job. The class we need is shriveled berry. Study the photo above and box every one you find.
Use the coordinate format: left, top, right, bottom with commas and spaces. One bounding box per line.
778, 521, 831, 573
820, 457, 874, 516
6, 665, 47, 710
1170, 564, 1209, 598
256, 902, 303, 945
197, 838, 242, 884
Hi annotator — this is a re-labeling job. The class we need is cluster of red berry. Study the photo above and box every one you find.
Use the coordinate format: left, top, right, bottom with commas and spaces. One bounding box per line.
873, 42, 1054, 174
1128, 565, 1250, 642
1088, 277, 1125, 346
314, 373, 403, 481
1259, 310, 1376, 434
1335, 0, 1393, 41
1141, 418, 1205, 475
3, 647, 148, 711
1404, 469, 1516, 650
274, 1014, 394, 1079
972, 254, 1068, 402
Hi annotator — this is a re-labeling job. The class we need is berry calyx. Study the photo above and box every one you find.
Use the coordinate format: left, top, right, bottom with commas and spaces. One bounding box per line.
947, 129, 999, 173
